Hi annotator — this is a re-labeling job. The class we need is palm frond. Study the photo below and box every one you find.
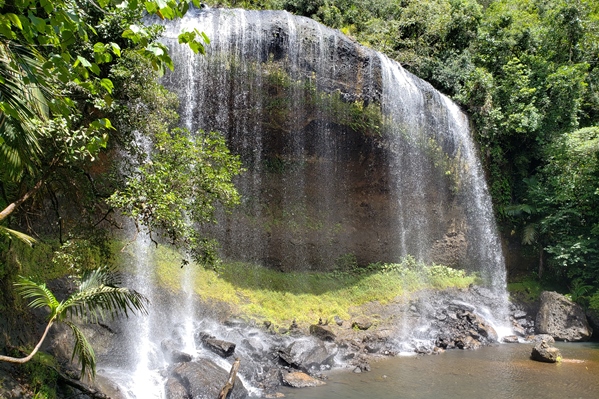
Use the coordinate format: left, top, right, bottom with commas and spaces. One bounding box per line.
77, 266, 122, 292
0, 40, 51, 180
0, 225, 37, 246
59, 285, 148, 324
14, 277, 60, 317
56, 266, 149, 325
64, 321, 96, 379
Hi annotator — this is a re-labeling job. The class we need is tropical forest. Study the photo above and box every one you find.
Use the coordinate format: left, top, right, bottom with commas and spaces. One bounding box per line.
1, 0, 599, 398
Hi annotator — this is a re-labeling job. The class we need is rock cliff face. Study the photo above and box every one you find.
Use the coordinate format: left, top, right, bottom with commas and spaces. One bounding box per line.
161, 8, 504, 290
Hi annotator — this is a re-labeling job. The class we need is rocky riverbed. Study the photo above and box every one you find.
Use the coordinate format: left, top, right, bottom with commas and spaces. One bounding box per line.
2, 285, 595, 399
90, 285, 583, 399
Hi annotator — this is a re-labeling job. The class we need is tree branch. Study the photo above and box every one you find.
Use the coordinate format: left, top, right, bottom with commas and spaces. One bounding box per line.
218, 358, 241, 399
0, 158, 59, 223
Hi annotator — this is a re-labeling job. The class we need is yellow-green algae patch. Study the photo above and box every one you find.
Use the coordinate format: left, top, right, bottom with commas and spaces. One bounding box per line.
124, 245, 478, 329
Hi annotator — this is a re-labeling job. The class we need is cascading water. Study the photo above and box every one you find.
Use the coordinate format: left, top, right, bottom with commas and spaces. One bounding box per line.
102, 6, 513, 397
161, 6, 507, 292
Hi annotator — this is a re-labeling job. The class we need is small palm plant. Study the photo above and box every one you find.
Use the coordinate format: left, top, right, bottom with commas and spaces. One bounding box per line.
0, 266, 148, 379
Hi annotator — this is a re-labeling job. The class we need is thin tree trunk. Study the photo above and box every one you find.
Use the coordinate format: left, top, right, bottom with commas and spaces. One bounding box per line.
0, 320, 54, 363
218, 358, 241, 399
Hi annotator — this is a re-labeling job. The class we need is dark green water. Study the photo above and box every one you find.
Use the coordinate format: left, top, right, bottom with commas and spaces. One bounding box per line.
280, 343, 599, 399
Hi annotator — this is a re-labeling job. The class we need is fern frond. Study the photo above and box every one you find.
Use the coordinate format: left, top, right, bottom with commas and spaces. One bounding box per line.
64, 321, 96, 379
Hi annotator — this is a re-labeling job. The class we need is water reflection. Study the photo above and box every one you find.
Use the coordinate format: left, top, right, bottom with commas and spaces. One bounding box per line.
280, 343, 599, 399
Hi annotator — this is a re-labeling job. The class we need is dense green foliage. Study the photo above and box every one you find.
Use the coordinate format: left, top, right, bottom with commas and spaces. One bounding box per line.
0, 0, 239, 261
0, 0, 240, 385
212, 0, 599, 300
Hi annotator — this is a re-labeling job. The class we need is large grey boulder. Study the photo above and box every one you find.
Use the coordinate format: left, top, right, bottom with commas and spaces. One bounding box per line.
165, 359, 248, 399
278, 339, 338, 372
535, 291, 593, 341
531, 340, 562, 363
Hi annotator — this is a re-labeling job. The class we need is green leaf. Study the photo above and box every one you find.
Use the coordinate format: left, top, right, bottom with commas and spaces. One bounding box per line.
28, 12, 47, 34
100, 78, 114, 93
6, 13, 23, 30
109, 42, 121, 57
76, 55, 92, 68
145, 1, 158, 14
90, 63, 100, 75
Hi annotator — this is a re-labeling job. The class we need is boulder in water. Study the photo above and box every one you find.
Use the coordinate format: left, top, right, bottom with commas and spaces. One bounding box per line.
161, 339, 192, 364
281, 372, 326, 388
531, 340, 562, 363
278, 339, 338, 372
309, 324, 336, 341
204, 338, 237, 358
535, 291, 593, 341
166, 359, 248, 399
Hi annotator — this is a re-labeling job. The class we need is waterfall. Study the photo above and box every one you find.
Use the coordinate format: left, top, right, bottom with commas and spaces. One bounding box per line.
161, 7, 506, 291
101, 6, 512, 396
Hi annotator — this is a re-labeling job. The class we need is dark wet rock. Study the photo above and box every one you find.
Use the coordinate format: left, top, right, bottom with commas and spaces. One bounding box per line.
535, 291, 592, 341
91, 375, 128, 399
206, 338, 236, 358
334, 316, 343, 326
253, 367, 282, 393
161, 339, 192, 364
502, 335, 520, 343
352, 317, 373, 330
278, 339, 338, 372
449, 300, 476, 312
455, 335, 481, 350
309, 324, 336, 342
350, 355, 371, 373
165, 377, 188, 399
531, 340, 562, 363
166, 359, 248, 399
242, 337, 265, 353
513, 309, 528, 319
281, 371, 326, 388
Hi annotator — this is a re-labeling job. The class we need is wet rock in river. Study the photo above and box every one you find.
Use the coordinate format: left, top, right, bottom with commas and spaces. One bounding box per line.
282, 371, 326, 388
531, 340, 562, 363
166, 359, 248, 399
278, 339, 338, 372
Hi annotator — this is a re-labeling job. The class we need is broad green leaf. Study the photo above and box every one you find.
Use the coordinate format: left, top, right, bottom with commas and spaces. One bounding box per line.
76, 55, 92, 68
100, 78, 114, 94
28, 12, 47, 34
90, 63, 101, 75
109, 42, 121, 57
6, 13, 23, 30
